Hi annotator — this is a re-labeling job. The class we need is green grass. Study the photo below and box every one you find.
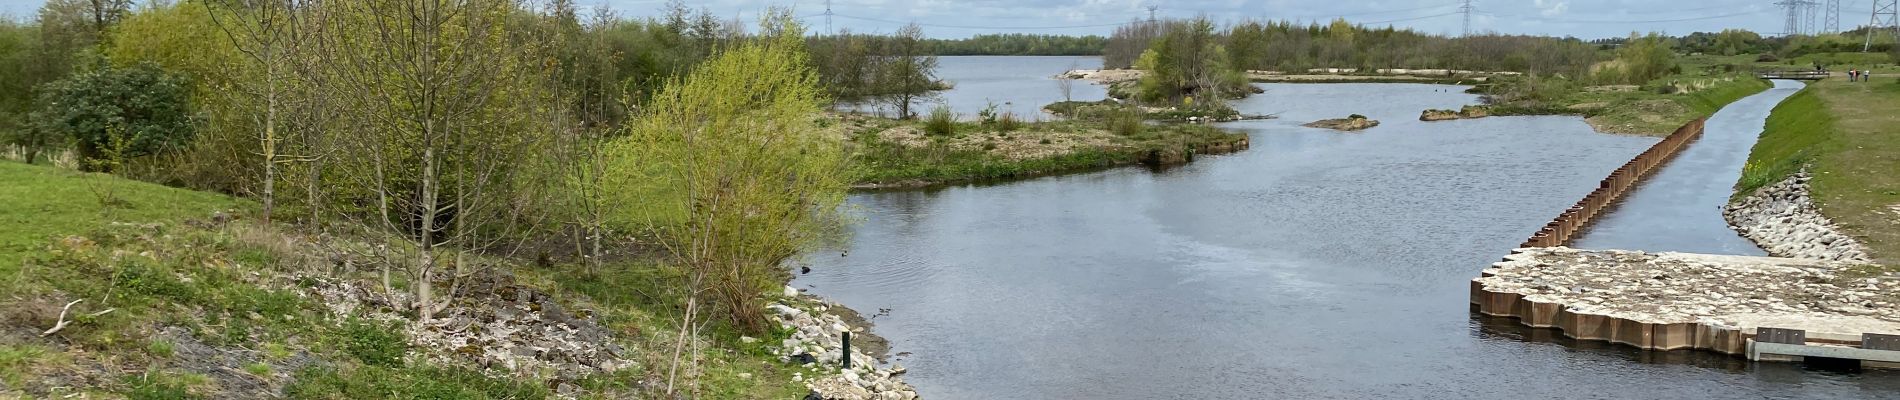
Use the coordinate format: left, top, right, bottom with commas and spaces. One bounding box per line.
846, 110, 1248, 188
1744, 77, 1900, 266
0, 160, 811, 398
0, 161, 247, 274
1484, 54, 1773, 136
285, 365, 549, 400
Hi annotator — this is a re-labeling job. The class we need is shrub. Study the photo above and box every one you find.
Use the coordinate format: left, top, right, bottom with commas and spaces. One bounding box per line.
923, 105, 956, 136
29, 62, 196, 171
1109, 109, 1145, 136
996, 112, 1022, 132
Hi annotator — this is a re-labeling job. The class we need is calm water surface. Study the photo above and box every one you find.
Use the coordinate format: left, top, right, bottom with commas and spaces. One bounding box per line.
850, 56, 1106, 120
1571, 80, 1804, 254
797, 78, 1900, 398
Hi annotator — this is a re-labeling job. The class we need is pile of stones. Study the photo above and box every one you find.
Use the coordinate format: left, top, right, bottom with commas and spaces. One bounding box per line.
768, 286, 918, 400
1726, 172, 1873, 263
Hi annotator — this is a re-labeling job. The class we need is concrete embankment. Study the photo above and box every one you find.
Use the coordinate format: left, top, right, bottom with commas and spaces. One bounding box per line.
1472, 247, 1900, 354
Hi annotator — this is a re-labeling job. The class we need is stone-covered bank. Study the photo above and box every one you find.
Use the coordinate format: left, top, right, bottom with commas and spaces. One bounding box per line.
768, 286, 919, 400
1726, 172, 1874, 262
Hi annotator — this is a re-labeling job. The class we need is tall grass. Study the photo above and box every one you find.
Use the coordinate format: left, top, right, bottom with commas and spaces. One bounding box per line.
1737, 85, 1829, 195
995, 112, 1022, 132
923, 105, 956, 136
1108, 108, 1145, 136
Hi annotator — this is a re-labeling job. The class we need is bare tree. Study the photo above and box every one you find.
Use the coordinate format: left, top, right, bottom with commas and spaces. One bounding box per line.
880, 23, 937, 119
1058, 61, 1077, 103
315, 0, 547, 323
204, 0, 323, 226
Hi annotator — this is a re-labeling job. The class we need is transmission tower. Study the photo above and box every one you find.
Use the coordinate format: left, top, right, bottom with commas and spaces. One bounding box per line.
823, 0, 833, 34
1825, 0, 1841, 33
1146, 5, 1158, 23
1459, 0, 1475, 37
1869, 0, 1899, 52
1778, 0, 1811, 36
1806, 1, 1820, 34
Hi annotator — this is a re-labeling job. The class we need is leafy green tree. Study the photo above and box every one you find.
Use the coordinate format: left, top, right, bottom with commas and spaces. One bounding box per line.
1133, 17, 1244, 105
1596, 32, 1677, 85
29, 62, 195, 170
608, 12, 847, 337
0, 20, 46, 163
879, 23, 938, 119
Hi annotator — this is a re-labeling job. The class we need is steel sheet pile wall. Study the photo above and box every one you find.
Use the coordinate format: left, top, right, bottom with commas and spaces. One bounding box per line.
1520, 118, 1708, 248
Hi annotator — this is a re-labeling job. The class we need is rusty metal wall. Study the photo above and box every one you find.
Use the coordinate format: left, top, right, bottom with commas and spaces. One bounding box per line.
1520, 118, 1709, 248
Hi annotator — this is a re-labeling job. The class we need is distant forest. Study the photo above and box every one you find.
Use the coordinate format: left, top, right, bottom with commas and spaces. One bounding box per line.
922, 33, 1108, 56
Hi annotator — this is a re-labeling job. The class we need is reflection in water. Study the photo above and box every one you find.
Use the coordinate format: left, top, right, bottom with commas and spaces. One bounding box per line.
796, 81, 1900, 398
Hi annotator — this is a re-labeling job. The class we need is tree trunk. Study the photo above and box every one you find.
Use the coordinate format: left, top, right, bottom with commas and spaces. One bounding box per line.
417, 145, 437, 323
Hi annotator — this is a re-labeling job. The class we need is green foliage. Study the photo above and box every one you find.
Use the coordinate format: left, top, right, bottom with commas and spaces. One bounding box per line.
995, 112, 1023, 132
923, 105, 956, 136
608, 12, 847, 333
242, 362, 272, 376
1596, 33, 1678, 85
1108, 108, 1146, 137
0, 161, 245, 275
125, 371, 202, 400
1129, 18, 1247, 105
285, 365, 548, 400
0, 20, 44, 161
1110, 18, 1600, 77
1678, 29, 1766, 56
921, 33, 1107, 56
337, 317, 407, 367
146, 340, 176, 358
29, 62, 195, 169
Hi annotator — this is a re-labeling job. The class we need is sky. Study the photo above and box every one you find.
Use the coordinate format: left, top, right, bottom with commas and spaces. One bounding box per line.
0, 0, 1871, 40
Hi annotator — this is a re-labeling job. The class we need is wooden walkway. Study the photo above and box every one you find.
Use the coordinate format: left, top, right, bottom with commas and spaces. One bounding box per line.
1758, 71, 1831, 80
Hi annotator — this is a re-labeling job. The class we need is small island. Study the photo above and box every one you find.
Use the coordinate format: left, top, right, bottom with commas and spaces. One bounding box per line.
1304, 114, 1380, 131
1420, 105, 1492, 121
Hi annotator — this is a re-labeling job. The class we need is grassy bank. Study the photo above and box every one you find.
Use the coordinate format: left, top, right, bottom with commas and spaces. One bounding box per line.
1742, 78, 1900, 265
1476, 53, 1783, 136
842, 113, 1249, 189
0, 161, 805, 399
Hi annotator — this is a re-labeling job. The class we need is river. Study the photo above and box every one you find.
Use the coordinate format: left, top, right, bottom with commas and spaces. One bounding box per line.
1570, 80, 1804, 254
850, 56, 1107, 120
795, 59, 1900, 398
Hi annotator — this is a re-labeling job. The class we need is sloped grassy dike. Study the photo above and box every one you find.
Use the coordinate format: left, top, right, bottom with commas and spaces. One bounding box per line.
0, 162, 849, 399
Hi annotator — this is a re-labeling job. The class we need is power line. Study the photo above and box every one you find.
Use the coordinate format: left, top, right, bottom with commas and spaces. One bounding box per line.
1826, 0, 1841, 33
1486, 9, 1773, 24
1364, 12, 1464, 26
1460, 0, 1475, 37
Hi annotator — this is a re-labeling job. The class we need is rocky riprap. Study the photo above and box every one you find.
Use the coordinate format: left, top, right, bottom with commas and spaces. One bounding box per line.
1725, 172, 1873, 262
767, 286, 918, 400
304, 273, 633, 395
1475, 247, 1900, 337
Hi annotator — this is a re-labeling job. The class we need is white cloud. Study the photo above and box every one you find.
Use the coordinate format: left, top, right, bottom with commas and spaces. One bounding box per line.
1533, 0, 1569, 17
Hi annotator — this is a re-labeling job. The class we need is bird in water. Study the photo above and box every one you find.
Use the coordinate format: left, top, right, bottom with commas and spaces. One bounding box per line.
800, 266, 812, 274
